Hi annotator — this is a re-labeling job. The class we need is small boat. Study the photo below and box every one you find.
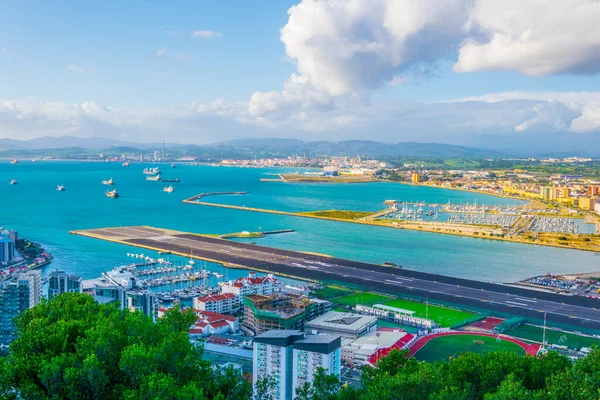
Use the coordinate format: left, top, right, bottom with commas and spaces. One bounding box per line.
163, 186, 174, 193
143, 167, 159, 175
122, 161, 130, 167
56, 185, 66, 192
106, 189, 119, 199
162, 178, 180, 183
171, 164, 176, 169
102, 178, 114, 185
31, 159, 36, 162
146, 174, 161, 181
9, 179, 17, 185
10, 159, 18, 164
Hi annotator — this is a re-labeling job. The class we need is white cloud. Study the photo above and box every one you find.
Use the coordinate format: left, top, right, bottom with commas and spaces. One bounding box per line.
389, 76, 407, 87
67, 64, 96, 73
448, 91, 600, 104
0, 47, 7, 53
191, 30, 222, 39
454, 0, 600, 76
154, 48, 192, 62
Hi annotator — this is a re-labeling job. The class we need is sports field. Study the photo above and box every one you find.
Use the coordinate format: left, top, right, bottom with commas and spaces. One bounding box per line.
506, 324, 600, 350
313, 286, 358, 299
332, 292, 393, 306
383, 298, 479, 328
414, 334, 526, 362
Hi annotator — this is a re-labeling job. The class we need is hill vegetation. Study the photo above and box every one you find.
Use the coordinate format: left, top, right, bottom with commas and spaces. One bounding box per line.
1, 294, 599, 400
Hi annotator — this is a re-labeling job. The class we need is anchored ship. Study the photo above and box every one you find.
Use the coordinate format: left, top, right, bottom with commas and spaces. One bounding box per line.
102, 177, 114, 185
146, 173, 162, 181
56, 185, 66, 192
9, 179, 17, 185
143, 167, 159, 175
10, 159, 18, 164
106, 189, 119, 199
163, 186, 174, 193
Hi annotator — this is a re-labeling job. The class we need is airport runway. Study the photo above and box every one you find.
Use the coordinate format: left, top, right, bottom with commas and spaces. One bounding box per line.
72, 226, 600, 330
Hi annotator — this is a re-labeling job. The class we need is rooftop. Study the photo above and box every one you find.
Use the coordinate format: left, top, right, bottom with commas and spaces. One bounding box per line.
306, 311, 377, 332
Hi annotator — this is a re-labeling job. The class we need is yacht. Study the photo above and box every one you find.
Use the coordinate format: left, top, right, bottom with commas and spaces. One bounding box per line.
146, 174, 161, 181
163, 186, 174, 193
10, 159, 18, 164
171, 163, 176, 168
56, 185, 66, 192
102, 178, 114, 185
106, 189, 119, 199
9, 179, 17, 185
122, 161, 130, 167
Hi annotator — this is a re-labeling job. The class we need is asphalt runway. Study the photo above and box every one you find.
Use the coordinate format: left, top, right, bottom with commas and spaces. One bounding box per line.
74, 226, 600, 331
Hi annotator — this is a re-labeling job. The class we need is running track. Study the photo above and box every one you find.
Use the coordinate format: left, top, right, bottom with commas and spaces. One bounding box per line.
408, 332, 541, 358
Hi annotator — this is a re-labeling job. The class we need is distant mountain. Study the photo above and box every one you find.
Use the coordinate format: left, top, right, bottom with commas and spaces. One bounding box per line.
0, 136, 161, 151
0, 136, 506, 159
206, 138, 505, 158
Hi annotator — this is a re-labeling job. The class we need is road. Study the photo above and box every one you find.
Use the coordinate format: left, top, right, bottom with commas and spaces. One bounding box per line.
73, 226, 600, 330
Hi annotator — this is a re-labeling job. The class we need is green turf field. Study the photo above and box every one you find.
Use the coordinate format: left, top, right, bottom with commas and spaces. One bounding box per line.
313, 286, 358, 300
383, 298, 478, 328
506, 324, 600, 350
332, 292, 393, 307
414, 335, 526, 362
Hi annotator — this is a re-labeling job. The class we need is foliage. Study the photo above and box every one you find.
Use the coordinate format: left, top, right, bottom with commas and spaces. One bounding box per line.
298, 348, 600, 400
0, 293, 251, 400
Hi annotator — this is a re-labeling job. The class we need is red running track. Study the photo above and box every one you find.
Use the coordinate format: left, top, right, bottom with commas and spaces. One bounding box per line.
408, 331, 541, 358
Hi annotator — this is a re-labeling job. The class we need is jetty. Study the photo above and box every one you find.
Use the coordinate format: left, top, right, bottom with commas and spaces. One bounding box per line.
184, 192, 247, 202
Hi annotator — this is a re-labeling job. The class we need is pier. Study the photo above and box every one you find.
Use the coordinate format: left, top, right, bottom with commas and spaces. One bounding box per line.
70, 226, 600, 330
184, 192, 247, 202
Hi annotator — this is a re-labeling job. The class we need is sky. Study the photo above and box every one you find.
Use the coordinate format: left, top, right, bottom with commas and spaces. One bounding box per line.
2, 0, 600, 150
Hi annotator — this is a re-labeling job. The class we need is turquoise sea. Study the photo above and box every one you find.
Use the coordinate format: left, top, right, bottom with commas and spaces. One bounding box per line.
1, 160, 599, 283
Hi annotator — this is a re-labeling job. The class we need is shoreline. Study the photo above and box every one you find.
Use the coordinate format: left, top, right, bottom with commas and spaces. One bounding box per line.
182, 198, 600, 254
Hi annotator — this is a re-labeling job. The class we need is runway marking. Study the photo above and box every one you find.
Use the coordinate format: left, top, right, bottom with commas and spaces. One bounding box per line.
505, 301, 527, 307
515, 297, 537, 303
385, 279, 402, 285
394, 277, 413, 282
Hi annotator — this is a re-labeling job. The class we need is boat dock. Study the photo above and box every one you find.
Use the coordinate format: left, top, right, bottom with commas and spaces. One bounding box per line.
70, 226, 600, 330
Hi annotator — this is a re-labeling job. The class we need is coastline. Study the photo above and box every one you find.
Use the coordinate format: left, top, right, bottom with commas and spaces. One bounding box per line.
182, 198, 600, 253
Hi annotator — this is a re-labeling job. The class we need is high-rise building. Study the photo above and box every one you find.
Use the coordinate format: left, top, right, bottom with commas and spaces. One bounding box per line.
47, 270, 83, 299
561, 187, 571, 198
292, 335, 341, 398
591, 186, 600, 196
0, 270, 42, 345
579, 197, 596, 211
0, 235, 15, 265
540, 186, 551, 201
411, 173, 421, 184
550, 187, 561, 200
126, 290, 159, 321
253, 330, 341, 400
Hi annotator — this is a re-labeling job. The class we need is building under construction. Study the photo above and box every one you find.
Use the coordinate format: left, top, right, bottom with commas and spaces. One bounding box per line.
242, 293, 330, 335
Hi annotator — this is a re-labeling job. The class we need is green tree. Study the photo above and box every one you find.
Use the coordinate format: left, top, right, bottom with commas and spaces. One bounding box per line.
254, 375, 277, 400
1, 293, 251, 400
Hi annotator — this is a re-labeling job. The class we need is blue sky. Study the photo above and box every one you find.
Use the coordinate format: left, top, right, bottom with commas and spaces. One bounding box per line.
2, 0, 600, 149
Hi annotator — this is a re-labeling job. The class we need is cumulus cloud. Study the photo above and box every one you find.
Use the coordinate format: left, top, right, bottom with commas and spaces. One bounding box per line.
191, 30, 222, 39
67, 64, 96, 73
454, 0, 600, 76
155, 48, 167, 58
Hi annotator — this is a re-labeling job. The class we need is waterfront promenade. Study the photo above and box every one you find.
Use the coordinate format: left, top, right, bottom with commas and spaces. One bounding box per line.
71, 226, 600, 331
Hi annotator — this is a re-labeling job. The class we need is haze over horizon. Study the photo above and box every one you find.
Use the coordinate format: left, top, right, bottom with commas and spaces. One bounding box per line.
2, 0, 600, 151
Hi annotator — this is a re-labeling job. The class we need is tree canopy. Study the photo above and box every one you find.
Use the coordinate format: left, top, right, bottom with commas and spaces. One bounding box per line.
0, 293, 251, 400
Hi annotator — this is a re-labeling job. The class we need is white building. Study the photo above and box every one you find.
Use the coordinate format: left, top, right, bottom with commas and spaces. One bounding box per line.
0, 270, 42, 345
193, 292, 240, 314
355, 304, 436, 329
253, 330, 341, 400
189, 310, 238, 338
292, 335, 342, 398
220, 272, 281, 297
305, 311, 377, 339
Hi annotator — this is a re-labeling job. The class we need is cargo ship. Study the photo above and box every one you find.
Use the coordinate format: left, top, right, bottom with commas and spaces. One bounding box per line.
143, 167, 159, 175
146, 174, 161, 181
